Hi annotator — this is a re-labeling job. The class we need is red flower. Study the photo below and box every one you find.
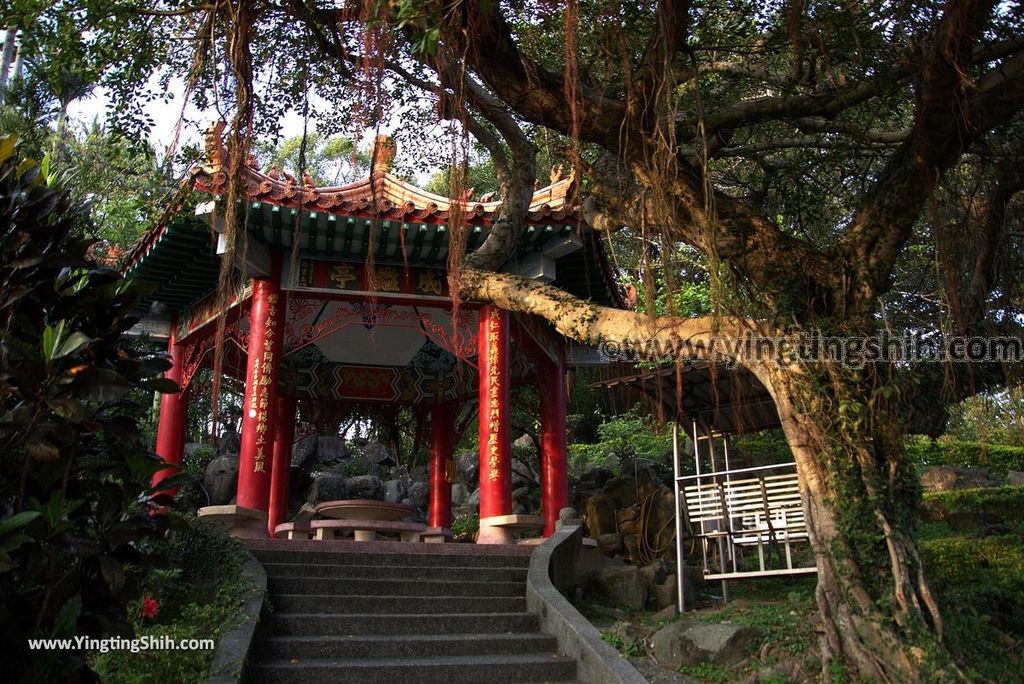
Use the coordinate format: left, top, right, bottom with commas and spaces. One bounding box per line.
140, 596, 160, 621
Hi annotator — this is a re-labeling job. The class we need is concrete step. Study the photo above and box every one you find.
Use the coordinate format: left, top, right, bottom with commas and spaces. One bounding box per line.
266, 611, 540, 637
270, 594, 526, 614
266, 576, 525, 597
257, 632, 558, 660
261, 561, 528, 582
246, 543, 531, 569
247, 653, 577, 684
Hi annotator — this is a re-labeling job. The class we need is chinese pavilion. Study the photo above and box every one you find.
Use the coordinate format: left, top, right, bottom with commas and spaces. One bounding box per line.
124, 124, 621, 543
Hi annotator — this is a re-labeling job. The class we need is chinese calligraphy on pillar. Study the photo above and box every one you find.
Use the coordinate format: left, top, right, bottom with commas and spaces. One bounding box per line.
486, 308, 502, 482
250, 292, 279, 474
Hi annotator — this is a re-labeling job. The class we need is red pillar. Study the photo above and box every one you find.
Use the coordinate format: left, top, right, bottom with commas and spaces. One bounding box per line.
539, 343, 569, 536
152, 319, 189, 494
267, 395, 296, 537
236, 258, 285, 514
478, 305, 512, 543
429, 402, 456, 528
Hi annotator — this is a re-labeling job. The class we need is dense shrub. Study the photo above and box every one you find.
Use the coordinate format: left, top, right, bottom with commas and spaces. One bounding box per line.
906, 436, 1024, 475
0, 138, 173, 681
568, 407, 673, 475
920, 532, 1024, 680
90, 515, 253, 683
920, 486, 1024, 522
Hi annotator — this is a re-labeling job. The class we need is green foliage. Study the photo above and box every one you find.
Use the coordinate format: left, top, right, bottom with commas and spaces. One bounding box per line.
703, 585, 817, 657
944, 391, 1024, 446
90, 516, 253, 683
906, 437, 1024, 476
730, 429, 793, 467
920, 486, 1024, 522
677, 662, 729, 683
450, 512, 479, 542
919, 530, 1024, 680
0, 138, 173, 681
256, 132, 369, 186
568, 407, 673, 474
424, 156, 499, 199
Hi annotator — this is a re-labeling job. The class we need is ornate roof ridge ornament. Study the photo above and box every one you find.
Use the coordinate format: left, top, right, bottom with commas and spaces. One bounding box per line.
187, 121, 580, 224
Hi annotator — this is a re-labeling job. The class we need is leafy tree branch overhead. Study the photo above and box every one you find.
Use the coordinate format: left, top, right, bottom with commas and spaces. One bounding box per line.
4, 1, 1023, 681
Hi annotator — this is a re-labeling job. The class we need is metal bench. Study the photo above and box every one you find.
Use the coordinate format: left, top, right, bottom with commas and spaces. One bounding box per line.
680, 466, 813, 579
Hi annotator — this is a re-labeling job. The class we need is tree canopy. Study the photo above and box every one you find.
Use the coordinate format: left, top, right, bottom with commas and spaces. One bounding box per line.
3, 1, 1023, 680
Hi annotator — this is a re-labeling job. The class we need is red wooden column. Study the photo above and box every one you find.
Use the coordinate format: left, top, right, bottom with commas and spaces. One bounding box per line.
539, 343, 569, 536
429, 402, 457, 528
477, 305, 513, 543
236, 259, 285, 514
267, 394, 296, 537
152, 318, 189, 494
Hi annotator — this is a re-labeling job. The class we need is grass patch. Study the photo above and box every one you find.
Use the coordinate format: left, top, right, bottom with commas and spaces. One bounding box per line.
677, 662, 730, 683
700, 583, 818, 657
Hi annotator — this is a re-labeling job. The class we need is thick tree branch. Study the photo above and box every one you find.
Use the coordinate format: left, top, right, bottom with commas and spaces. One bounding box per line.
840, 0, 1014, 312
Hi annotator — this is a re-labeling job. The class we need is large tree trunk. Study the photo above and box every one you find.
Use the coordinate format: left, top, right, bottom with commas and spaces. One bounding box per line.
746, 360, 957, 682
458, 268, 958, 681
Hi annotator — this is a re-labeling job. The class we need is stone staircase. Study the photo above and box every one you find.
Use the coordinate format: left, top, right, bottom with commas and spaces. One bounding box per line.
243, 540, 578, 683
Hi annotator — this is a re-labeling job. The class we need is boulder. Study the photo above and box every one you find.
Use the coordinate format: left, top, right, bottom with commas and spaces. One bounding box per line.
382, 479, 408, 504
582, 493, 618, 538
650, 574, 687, 610
217, 429, 241, 456
617, 507, 641, 535
603, 477, 638, 509
362, 442, 396, 467
290, 435, 318, 471
308, 473, 347, 503
314, 436, 348, 464
451, 483, 469, 506
592, 562, 648, 610
203, 455, 239, 505
1007, 470, 1024, 486
468, 488, 481, 506
409, 465, 429, 482
650, 621, 761, 669
597, 532, 624, 555
921, 465, 1001, 491
345, 475, 383, 500
456, 451, 479, 484
407, 481, 430, 510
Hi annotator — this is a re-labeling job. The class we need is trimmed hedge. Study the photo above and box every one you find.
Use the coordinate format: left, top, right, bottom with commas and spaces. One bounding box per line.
921, 486, 1024, 522
906, 437, 1024, 475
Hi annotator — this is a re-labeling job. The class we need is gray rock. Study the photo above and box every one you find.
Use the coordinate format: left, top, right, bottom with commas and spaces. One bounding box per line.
921, 465, 1001, 491
389, 466, 410, 482
308, 473, 347, 503
1008, 470, 1024, 486
650, 621, 761, 669
451, 483, 469, 506
592, 562, 648, 610
382, 479, 408, 504
290, 435, 318, 471
217, 430, 241, 456
362, 442, 396, 466
650, 574, 683, 610
467, 488, 481, 506
597, 532, 624, 555
652, 604, 679, 622
407, 481, 430, 510
345, 475, 383, 500
203, 455, 239, 505
456, 451, 479, 484
513, 433, 537, 452
316, 436, 348, 461
409, 465, 429, 482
